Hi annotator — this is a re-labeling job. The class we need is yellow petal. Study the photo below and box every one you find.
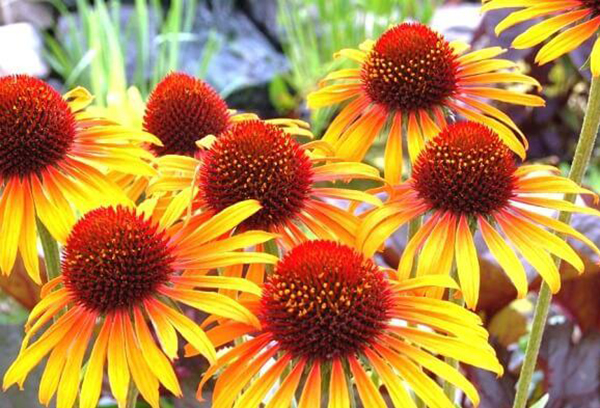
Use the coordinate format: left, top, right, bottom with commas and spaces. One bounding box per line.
146, 299, 216, 364
328, 358, 350, 408
478, 216, 528, 299
298, 362, 322, 408
234, 354, 291, 408
455, 215, 480, 309
536, 15, 600, 65
159, 287, 260, 327
56, 314, 96, 408
133, 308, 182, 396
374, 343, 454, 408
146, 301, 178, 360
265, 359, 307, 408
348, 356, 387, 408
177, 200, 262, 246
107, 312, 130, 407
0, 178, 24, 275
384, 112, 404, 185
18, 180, 40, 283
123, 316, 160, 408
80, 319, 111, 408
363, 347, 417, 408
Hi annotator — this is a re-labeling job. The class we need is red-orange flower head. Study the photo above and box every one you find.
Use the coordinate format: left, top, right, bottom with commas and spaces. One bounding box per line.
361, 22, 459, 112
260, 240, 394, 360
143, 72, 231, 157
62, 206, 174, 313
412, 121, 517, 215
198, 120, 313, 230
0, 75, 76, 178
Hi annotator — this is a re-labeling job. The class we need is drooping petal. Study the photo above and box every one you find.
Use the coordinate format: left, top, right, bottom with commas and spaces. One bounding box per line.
298, 362, 322, 408
234, 354, 292, 408
455, 215, 480, 309
328, 358, 350, 408
383, 112, 404, 185
145, 299, 216, 364
18, 179, 40, 283
348, 356, 387, 408
133, 308, 182, 396
107, 312, 130, 407
363, 347, 417, 408
56, 313, 96, 408
265, 358, 307, 408
0, 178, 24, 275
478, 216, 528, 299
80, 318, 112, 408
145, 300, 179, 360
123, 315, 160, 408
374, 343, 453, 408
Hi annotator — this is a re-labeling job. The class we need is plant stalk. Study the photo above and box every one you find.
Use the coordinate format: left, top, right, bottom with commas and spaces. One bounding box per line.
125, 382, 139, 408
512, 75, 600, 408
36, 219, 61, 281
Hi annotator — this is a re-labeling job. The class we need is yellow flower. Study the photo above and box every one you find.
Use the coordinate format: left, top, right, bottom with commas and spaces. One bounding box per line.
307, 22, 544, 184
483, 0, 600, 76
194, 240, 502, 408
358, 121, 600, 309
2, 199, 277, 408
0, 74, 160, 283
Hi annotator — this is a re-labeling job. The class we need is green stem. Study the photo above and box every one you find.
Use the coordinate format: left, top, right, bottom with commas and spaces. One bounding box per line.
125, 382, 139, 408
407, 216, 423, 279
36, 219, 61, 281
512, 75, 600, 408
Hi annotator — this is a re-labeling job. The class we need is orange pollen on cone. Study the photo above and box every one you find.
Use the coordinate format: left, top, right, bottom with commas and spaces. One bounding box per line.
412, 121, 518, 215
361, 22, 459, 112
260, 240, 394, 360
0, 74, 76, 178
62, 206, 175, 313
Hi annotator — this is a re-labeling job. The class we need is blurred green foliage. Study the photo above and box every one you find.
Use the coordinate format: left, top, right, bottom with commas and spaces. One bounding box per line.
43, 0, 221, 106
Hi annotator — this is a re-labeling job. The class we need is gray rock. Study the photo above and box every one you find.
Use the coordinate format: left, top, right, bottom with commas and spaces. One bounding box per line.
182, 3, 288, 97
0, 0, 53, 29
0, 23, 48, 77
431, 4, 483, 43
0, 324, 43, 408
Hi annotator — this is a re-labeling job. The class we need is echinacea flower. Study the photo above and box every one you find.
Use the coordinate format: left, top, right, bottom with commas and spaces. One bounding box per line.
194, 240, 503, 408
143, 72, 257, 157
2, 199, 277, 408
357, 120, 600, 309
0, 74, 159, 283
110, 72, 311, 201
307, 22, 544, 184
150, 119, 382, 252
482, 0, 600, 76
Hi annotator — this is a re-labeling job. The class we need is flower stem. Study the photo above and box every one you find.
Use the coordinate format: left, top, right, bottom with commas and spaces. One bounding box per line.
512, 75, 600, 408
407, 216, 422, 279
36, 218, 61, 281
125, 383, 139, 408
